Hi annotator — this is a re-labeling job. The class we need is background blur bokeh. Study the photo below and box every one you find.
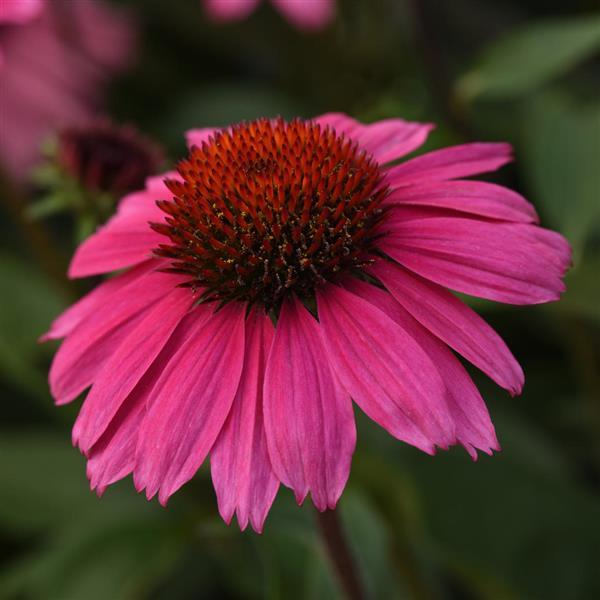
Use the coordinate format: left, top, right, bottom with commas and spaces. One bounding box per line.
1, 0, 599, 598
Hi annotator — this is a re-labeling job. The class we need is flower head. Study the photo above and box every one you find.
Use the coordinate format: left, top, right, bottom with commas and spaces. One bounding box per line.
203, 0, 335, 32
45, 113, 571, 532
154, 118, 385, 307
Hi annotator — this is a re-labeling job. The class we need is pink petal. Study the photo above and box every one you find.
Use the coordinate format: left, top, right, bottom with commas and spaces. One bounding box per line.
69, 227, 161, 278
86, 384, 147, 494
85, 311, 196, 493
370, 259, 524, 395
270, 0, 335, 31
203, 0, 261, 21
378, 216, 570, 304
73, 285, 194, 453
384, 180, 538, 223
41, 259, 158, 341
345, 278, 499, 458
48, 268, 177, 405
316, 284, 455, 452
115, 174, 176, 216
210, 309, 279, 532
314, 112, 433, 164
186, 128, 218, 149
69, 172, 176, 277
50, 312, 143, 407
263, 297, 355, 510
68, 174, 173, 278
133, 302, 246, 505
385, 143, 513, 187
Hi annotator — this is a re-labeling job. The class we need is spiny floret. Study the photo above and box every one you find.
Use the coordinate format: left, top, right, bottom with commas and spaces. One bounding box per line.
151, 117, 387, 308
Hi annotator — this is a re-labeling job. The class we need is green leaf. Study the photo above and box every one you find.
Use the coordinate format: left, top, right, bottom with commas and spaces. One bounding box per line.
551, 255, 600, 322
350, 401, 597, 599
457, 14, 600, 100
0, 430, 188, 599
0, 255, 67, 401
0, 430, 101, 533
341, 492, 408, 600
408, 446, 600, 600
26, 194, 69, 220
1, 517, 185, 600
519, 92, 600, 255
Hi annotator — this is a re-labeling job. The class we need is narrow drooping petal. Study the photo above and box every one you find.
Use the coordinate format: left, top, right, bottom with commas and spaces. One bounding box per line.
370, 259, 524, 395
85, 309, 202, 493
68, 177, 173, 278
270, 0, 335, 31
186, 128, 218, 148
49, 267, 174, 404
317, 284, 455, 452
345, 278, 499, 458
73, 285, 193, 453
385, 143, 513, 187
203, 0, 260, 21
384, 180, 539, 223
85, 379, 149, 494
68, 224, 161, 278
134, 303, 246, 505
49, 312, 144, 407
42, 259, 157, 341
263, 297, 355, 510
315, 112, 433, 164
378, 217, 570, 304
210, 309, 279, 533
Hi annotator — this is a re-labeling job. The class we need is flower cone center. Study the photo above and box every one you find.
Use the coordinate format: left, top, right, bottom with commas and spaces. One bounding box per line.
152, 118, 387, 308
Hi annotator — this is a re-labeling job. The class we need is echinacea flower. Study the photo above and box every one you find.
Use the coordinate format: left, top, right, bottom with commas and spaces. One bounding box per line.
44, 114, 571, 532
203, 0, 335, 31
0, 0, 135, 180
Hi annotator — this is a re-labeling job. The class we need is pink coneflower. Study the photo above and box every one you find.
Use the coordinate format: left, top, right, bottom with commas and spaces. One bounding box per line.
203, 0, 335, 31
45, 114, 571, 532
0, 0, 135, 180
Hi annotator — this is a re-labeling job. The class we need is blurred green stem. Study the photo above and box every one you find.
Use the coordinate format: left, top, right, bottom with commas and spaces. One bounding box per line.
565, 318, 600, 469
407, 0, 472, 139
315, 508, 365, 600
0, 170, 76, 300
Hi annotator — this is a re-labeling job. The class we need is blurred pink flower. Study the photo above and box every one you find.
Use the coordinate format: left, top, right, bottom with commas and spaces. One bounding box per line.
44, 114, 571, 532
0, 0, 136, 180
203, 0, 335, 31
0, 0, 43, 25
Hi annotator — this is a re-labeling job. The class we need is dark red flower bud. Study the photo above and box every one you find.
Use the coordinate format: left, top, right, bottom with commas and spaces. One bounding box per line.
57, 121, 163, 195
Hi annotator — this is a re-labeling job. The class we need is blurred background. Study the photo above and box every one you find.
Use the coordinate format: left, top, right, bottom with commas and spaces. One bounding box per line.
1, 0, 599, 598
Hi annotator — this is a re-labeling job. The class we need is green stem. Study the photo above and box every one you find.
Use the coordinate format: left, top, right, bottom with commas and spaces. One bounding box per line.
0, 170, 76, 300
407, 0, 472, 139
315, 508, 365, 600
